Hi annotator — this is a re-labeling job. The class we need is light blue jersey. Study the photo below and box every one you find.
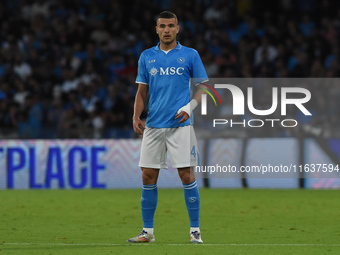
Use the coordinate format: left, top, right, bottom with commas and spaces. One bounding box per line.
136, 42, 208, 128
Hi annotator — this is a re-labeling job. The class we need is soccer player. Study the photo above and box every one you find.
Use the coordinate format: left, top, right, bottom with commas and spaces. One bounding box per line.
127, 11, 208, 244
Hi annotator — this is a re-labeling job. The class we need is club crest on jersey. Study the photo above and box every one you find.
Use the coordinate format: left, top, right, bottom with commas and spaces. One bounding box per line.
150, 67, 158, 76
177, 57, 185, 63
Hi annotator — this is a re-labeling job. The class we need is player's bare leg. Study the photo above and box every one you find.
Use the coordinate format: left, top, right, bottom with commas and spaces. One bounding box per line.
178, 167, 203, 243
142, 168, 160, 185
178, 167, 195, 184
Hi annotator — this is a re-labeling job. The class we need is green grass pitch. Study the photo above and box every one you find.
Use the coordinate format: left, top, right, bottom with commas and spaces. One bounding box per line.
1, 189, 340, 254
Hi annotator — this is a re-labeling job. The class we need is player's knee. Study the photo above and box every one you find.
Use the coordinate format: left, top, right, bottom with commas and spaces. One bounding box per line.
181, 176, 195, 184
142, 169, 158, 184
178, 169, 194, 184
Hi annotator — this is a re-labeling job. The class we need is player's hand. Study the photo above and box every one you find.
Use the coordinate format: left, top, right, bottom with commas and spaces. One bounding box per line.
133, 117, 145, 135
175, 111, 189, 123
175, 99, 197, 123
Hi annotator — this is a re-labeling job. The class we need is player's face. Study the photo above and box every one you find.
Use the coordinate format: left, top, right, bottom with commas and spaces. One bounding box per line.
156, 18, 179, 45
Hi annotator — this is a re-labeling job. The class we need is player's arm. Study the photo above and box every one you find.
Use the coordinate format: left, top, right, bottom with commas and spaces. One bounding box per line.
193, 83, 208, 104
133, 83, 149, 135
175, 83, 207, 123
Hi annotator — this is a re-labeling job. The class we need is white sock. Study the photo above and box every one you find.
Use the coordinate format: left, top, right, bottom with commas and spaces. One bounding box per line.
190, 227, 200, 233
143, 228, 154, 235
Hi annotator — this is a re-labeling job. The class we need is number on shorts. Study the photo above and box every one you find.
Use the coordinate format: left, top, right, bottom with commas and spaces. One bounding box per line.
191, 145, 196, 158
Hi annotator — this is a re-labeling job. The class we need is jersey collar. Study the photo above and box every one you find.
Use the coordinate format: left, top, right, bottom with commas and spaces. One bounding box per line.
154, 41, 182, 51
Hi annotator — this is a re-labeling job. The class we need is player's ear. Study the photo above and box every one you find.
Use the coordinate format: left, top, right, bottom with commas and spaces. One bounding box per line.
177, 25, 180, 34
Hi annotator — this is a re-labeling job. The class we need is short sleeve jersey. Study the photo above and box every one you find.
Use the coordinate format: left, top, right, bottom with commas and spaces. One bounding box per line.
136, 42, 208, 128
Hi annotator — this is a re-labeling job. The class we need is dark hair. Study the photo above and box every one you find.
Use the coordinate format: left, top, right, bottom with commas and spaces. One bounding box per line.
156, 11, 178, 25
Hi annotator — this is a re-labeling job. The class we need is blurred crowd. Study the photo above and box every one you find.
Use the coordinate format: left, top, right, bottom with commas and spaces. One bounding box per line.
0, 0, 340, 138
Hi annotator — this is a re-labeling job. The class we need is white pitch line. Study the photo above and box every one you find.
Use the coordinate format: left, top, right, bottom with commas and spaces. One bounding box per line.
3, 243, 340, 246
